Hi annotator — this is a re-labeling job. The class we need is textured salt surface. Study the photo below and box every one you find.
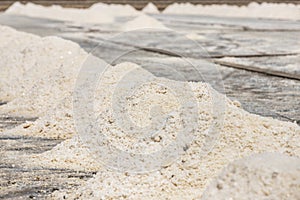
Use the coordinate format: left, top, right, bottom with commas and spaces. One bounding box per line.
202, 153, 300, 200
0, 26, 40, 101
163, 2, 300, 20
0, 16, 299, 199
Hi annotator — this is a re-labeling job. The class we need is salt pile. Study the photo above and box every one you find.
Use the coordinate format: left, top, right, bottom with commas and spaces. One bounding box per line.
10, 55, 296, 198
0, 25, 87, 117
142, 2, 160, 14
122, 14, 168, 31
202, 153, 300, 199
5, 55, 300, 199
5, 2, 141, 24
89, 2, 139, 17
5, 2, 167, 31
47, 83, 299, 199
163, 2, 300, 20
5, 1, 300, 23
0, 23, 299, 199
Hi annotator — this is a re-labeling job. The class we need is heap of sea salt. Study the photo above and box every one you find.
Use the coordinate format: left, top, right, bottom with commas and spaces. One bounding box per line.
122, 14, 168, 31
12, 59, 296, 199
5, 2, 141, 24
89, 2, 139, 17
45, 62, 299, 199
0, 25, 87, 117
202, 153, 300, 199
163, 2, 300, 20
142, 2, 160, 14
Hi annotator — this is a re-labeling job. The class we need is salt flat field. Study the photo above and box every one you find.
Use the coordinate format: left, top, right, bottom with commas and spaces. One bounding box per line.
0, 2, 299, 199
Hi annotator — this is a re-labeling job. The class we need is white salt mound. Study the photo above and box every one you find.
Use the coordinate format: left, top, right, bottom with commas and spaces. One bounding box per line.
163, 2, 300, 20
122, 14, 168, 31
49, 94, 299, 199
38, 62, 298, 199
142, 2, 160, 14
5, 2, 140, 24
89, 2, 139, 16
0, 25, 87, 117
202, 153, 300, 200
